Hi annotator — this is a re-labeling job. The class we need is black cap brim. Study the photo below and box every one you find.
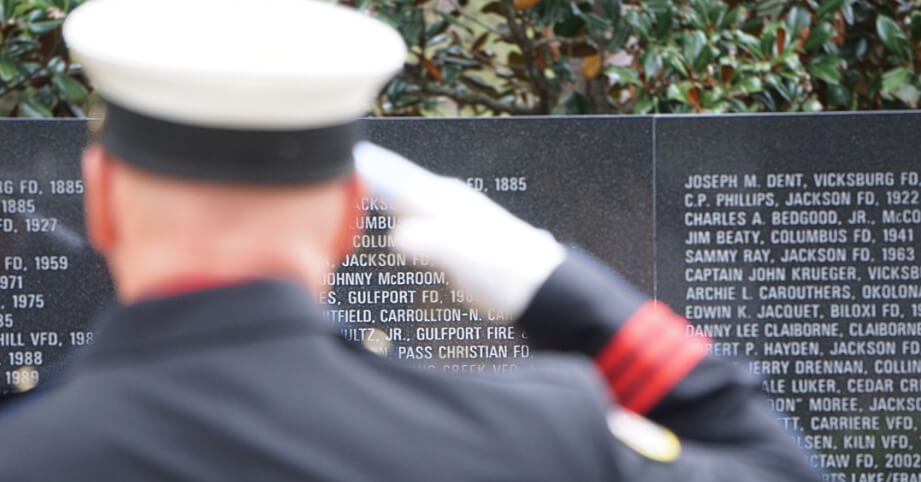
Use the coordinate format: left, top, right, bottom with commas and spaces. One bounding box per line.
101, 101, 358, 184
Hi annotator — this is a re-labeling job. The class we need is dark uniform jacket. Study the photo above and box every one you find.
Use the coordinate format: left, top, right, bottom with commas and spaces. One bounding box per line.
0, 251, 819, 481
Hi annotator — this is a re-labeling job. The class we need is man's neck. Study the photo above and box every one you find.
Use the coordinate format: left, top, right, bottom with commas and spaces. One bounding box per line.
109, 241, 330, 304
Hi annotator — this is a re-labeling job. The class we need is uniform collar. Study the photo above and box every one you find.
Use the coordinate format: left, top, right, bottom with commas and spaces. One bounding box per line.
77, 279, 334, 370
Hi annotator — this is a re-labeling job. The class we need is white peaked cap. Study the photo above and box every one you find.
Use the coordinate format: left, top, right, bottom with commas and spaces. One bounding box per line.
64, 0, 407, 130
63, 0, 406, 184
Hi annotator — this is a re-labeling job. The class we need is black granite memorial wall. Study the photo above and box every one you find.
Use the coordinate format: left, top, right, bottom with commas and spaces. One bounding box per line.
0, 114, 919, 478
0, 120, 111, 393
655, 113, 921, 480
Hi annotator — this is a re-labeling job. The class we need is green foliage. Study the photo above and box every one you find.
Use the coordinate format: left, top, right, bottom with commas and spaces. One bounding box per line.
351, 0, 921, 115
0, 0, 89, 118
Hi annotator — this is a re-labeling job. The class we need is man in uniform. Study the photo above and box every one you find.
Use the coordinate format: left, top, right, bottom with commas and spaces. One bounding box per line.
0, 0, 820, 480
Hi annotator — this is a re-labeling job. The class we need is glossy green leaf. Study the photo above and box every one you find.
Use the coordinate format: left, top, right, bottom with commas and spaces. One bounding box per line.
760, 30, 776, 57
652, 6, 673, 40
816, 0, 845, 20
564, 92, 589, 114
684, 7, 706, 30
709, 2, 728, 30
881, 67, 912, 94
553, 12, 585, 37
634, 96, 655, 114
583, 12, 612, 36
663, 49, 689, 77
0, 0, 10, 23
682, 30, 707, 65
739, 76, 763, 93
876, 15, 912, 62
18, 93, 53, 118
853, 37, 868, 60
785, 7, 810, 36
442, 64, 461, 85
725, 97, 748, 112
803, 97, 823, 112
767, 74, 792, 101
624, 8, 651, 37
599, 0, 621, 23
808, 56, 841, 84
441, 56, 480, 68
0, 57, 20, 83
825, 83, 851, 107
753, 91, 776, 111
666, 83, 685, 103
52, 72, 88, 104
892, 84, 920, 108
26, 20, 62, 36
804, 21, 836, 51
718, 7, 745, 30
424, 18, 448, 39
606, 23, 631, 51
689, 0, 709, 25
641, 49, 662, 79
401, 10, 425, 44
841, 1, 854, 24
734, 30, 764, 59
604, 66, 641, 86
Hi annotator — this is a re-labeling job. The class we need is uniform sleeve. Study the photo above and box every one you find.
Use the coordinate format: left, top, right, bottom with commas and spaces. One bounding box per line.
517, 249, 820, 481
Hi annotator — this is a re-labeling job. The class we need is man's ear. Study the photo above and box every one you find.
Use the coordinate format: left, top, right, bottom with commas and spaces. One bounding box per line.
82, 145, 117, 255
331, 172, 368, 264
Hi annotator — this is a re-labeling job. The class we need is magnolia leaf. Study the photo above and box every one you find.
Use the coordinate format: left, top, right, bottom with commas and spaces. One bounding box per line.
683, 30, 707, 65
760, 30, 776, 58
600, 0, 621, 22
786, 7, 810, 36
652, 6, 673, 40
892, 84, 920, 108
18, 93, 53, 118
634, 96, 655, 114
825, 83, 850, 107
564, 93, 588, 114
664, 50, 689, 77
876, 15, 912, 62
607, 23, 631, 51
882, 67, 912, 94
816, 0, 844, 20
624, 8, 651, 37
719, 7, 745, 29
0, 57, 20, 82
685, 8, 706, 30
553, 12, 585, 37
807, 56, 841, 84
666, 83, 685, 102
804, 22, 836, 51
641, 49, 663, 79
26, 19, 62, 36
604, 66, 642, 86
583, 12, 612, 36
734, 30, 764, 59
52, 72, 88, 104
739, 75, 763, 93
803, 97, 823, 112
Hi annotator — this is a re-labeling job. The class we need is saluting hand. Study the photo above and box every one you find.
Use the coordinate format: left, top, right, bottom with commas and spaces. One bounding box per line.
354, 142, 566, 319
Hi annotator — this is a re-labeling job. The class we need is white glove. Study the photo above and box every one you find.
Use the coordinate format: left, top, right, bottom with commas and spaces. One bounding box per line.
354, 142, 566, 318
